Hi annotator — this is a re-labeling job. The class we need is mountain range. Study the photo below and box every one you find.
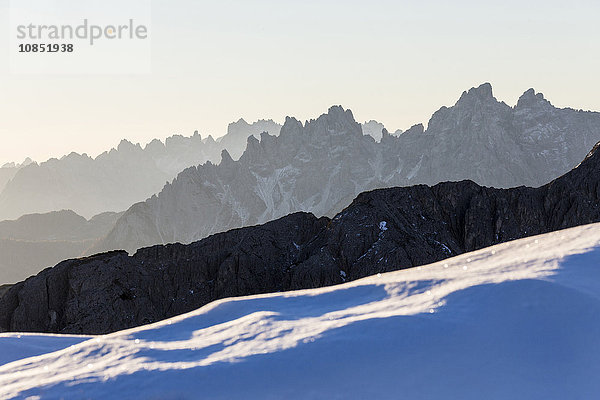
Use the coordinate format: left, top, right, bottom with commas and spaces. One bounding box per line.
93, 83, 600, 255
3, 82, 600, 290
2, 138, 600, 334
0, 118, 395, 223
0, 120, 282, 221
0, 118, 402, 284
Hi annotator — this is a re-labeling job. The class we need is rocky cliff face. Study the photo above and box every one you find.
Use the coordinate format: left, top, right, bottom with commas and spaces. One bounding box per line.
3, 141, 600, 335
95, 86, 600, 254
408, 84, 600, 187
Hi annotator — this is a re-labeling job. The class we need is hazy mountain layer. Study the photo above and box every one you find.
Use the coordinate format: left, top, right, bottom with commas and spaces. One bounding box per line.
0, 121, 281, 221
0, 169, 17, 194
0, 159, 32, 193
0, 210, 122, 284
217, 119, 282, 159
95, 85, 600, 254
361, 120, 402, 141
2, 140, 600, 334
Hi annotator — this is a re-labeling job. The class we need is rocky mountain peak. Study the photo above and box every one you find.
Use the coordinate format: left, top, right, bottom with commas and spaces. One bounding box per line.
457, 83, 495, 104
403, 123, 425, 136
116, 139, 140, 153
279, 116, 304, 139
303, 106, 362, 139
203, 135, 216, 144
227, 118, 251, 136
145, 138, 166, 153
516, 88, 550, 109
220, 149, 234, 165
362, 120, 387, 141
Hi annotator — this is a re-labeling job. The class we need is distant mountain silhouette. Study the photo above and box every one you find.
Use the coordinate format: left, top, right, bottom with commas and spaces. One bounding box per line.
0, 158, 33, 193
0, 210, 122, 284
361, 120, 402, 141
216, 119, 282, 159
0, 121, 282, 221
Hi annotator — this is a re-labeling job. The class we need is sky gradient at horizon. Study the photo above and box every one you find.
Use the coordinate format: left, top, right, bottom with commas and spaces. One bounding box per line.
0, 0, 599, 165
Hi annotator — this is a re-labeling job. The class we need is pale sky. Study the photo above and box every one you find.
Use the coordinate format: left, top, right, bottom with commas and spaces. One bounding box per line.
0, 0, 599, 165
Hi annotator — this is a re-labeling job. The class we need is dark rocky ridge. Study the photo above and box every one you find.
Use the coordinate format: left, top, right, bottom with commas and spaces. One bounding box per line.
2, 143, 600, 335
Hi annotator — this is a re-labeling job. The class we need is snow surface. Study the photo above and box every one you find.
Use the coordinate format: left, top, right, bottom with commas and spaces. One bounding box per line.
3, 223, 600, 399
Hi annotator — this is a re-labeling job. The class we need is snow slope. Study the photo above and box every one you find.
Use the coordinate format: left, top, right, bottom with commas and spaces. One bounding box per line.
2, 223, 600, 399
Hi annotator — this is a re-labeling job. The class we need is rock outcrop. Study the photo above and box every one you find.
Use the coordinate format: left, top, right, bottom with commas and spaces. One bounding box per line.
2, 140, 600, 335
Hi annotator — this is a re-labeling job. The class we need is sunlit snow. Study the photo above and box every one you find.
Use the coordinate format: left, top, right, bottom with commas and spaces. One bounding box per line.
2, 224, 600, 399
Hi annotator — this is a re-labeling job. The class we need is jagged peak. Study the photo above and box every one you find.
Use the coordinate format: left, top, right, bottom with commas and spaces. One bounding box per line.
259, 131, 275, 142
145, 138, 165, 152
363, 119, 384, 125
220, 149, 234, 165
255, 118, 279, 125
62, 152, 91, 161
457, 83, 495, 104
247, 134, 260, 143
328, 104, 347, 113
517, 88, 550, 108
403, 123, 425, 136
327, 105, 355, 121
117, 139, 141, 152
304, 105, 360, 131
2, 157, 34, 169
284, 115, 302, 126
225, 118, 252, 138
203, 135, 216, 144
279, 116, 304, 138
